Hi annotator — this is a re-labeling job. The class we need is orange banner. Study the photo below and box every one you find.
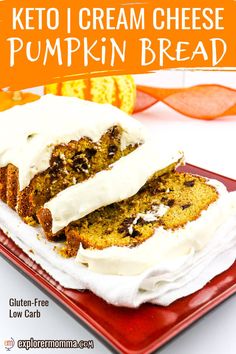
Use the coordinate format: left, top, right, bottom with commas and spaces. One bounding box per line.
1, 0, 236, 90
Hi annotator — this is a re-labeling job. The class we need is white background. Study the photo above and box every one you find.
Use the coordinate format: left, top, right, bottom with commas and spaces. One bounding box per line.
0, 71, 236, 354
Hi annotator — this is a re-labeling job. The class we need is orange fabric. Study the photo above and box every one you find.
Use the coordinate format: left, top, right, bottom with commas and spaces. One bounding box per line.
134, 84, 236, 120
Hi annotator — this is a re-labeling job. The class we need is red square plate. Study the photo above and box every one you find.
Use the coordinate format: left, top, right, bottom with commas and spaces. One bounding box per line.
0, 164, 236, 354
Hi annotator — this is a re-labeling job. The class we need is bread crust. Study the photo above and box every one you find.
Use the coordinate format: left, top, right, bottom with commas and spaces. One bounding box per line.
6, 164, 19, 210
0, 167, 7, 202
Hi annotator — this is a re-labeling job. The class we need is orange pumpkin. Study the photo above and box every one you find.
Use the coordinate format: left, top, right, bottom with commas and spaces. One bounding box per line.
44, 75, 136, 114
0, 91, 40, 112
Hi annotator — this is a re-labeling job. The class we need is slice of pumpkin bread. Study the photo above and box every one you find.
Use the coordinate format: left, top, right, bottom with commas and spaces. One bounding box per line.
16, 126, 137, 223
63, 172, 218, 257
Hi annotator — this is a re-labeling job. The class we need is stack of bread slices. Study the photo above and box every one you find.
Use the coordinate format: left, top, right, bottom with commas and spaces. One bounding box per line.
0, 94, 225, 269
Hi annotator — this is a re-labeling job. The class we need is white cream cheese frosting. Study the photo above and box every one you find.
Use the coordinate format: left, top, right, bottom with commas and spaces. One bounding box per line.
44, 142, 183, 233
1, 192, 236, 307
0, 94, 146, 190
76, 180, 236, 275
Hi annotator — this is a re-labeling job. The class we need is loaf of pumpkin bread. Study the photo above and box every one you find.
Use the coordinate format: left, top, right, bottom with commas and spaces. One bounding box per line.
0, 94, 145, 224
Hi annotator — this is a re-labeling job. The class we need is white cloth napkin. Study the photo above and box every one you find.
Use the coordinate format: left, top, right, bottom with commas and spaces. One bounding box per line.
0, 200, 236, 308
